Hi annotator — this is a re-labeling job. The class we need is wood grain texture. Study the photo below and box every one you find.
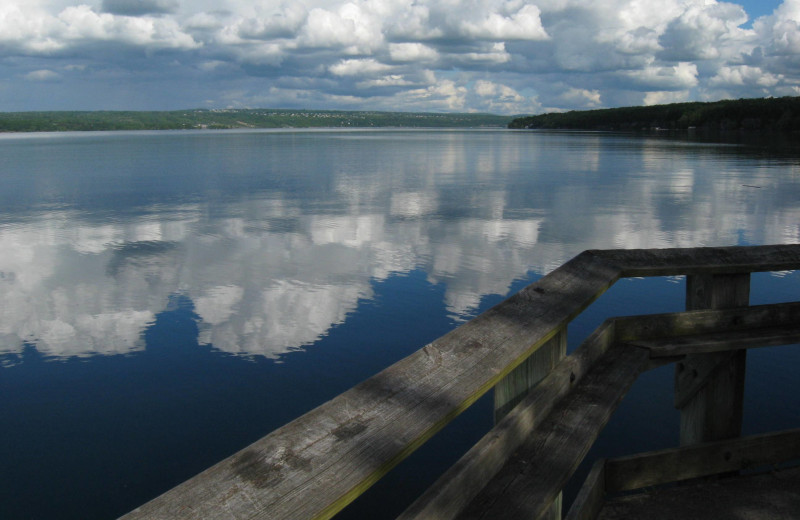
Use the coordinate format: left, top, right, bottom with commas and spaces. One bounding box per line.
634, 325, 800, 358
613, 301, 800, 344
494, 328, 566, 423
564, 459, 607, 520
399, 322, 616, 520
678, 274, 749, 446
592, 244, 800, 277
456, 344, 649, 520
598, 465, 800, 520
119, 245, 800, 520
121, 251, 621, 520
604, 428, 800, 492
493, 329, 567, 520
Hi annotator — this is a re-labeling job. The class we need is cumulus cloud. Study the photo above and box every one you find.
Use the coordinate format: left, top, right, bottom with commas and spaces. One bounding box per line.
658, 2, 753, 61
710, 65, 783, 87
556, 87, 602, 108
399, 78, 469, 111
298, 4, 383, 53
472, 79, 540, 113
0, 2, 199, 55
459, 4, 549, 40
2, 0, 800, 112
389, 42, 439, 63
618, 62, 699, 93
329, 58, 392, 77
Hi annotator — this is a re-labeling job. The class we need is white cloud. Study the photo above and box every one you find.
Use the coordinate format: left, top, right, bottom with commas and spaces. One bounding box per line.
471, 79, 539, 113
643, 90, 690, 105
233, 4, 307, 40
458, 42, 512, 64
2, 0, 800, 112
400, 78, 468, 111
623, 62, 699, 91
357, 74, 413, 88
329, 58, 392, 77
459, 4, 549, 40
557, 87, 602, 107
24, 69, 60, 81
184, 11, 227, 31
389, 42, 439, 63
658, 2, 753, 61
58, 5, 200, 49
710, 65, 783, 87
0, 3, 199, 54
298, 4, 383, 53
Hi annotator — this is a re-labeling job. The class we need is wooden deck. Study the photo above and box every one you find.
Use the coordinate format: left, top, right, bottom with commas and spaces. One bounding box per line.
597, 465, 800, 520
120, 245, 800, 520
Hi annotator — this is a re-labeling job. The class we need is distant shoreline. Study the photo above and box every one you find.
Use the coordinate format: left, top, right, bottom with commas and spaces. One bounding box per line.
0, 109, 513, 133
508, 96, 800, 133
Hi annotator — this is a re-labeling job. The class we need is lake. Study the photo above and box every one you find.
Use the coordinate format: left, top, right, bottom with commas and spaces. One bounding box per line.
1, 128, 798, 519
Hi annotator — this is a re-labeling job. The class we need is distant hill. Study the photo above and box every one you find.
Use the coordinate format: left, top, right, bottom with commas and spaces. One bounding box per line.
509, 96, 800, 132
0, 109, 512, 132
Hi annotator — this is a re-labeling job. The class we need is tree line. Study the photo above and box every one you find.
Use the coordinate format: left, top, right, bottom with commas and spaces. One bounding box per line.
0, 109, 512, 132
509, 96, 800, 132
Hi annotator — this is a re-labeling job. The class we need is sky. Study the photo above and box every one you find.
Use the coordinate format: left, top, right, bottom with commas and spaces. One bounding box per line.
0, 0, 796, 113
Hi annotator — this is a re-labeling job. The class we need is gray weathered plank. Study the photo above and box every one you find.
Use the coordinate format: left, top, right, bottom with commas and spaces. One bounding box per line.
120, 245, 800, 520
122, 251, 621, 520
632, 325, 800, 358
678, 273, 749, 446
593, 244, 800, 277
613, 301, 800, 343
456, 344, 649, 520
494, 327, 566, 423
604, 428, 800, 492
564, 459, 607, 520
493, 328, 567, 520
399, 321, 616, 520
598, 465, 800, 520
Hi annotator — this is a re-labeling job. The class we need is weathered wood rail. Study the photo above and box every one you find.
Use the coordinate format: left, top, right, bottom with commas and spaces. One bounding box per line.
121, 244, 800, 520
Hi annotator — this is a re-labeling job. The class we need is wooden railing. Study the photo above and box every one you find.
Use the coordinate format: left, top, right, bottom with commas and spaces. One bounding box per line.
121, 244, 800, 520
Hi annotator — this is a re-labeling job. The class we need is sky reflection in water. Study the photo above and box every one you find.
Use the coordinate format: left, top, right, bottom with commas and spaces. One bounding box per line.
2, 129, 798, 363
0, 129, 799, 519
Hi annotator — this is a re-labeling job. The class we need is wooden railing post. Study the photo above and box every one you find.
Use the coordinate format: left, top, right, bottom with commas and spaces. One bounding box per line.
677, 273, 750, 445
494, 326, 566, 519
494, 327, 567, 422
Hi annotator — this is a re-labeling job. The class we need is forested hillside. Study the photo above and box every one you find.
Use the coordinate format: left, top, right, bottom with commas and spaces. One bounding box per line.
0, 109, 512, 132
509, 96, 800, 132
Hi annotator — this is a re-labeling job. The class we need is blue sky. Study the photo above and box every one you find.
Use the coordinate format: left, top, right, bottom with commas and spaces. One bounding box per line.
1, 0, 799, 114
739, 0, 782, 20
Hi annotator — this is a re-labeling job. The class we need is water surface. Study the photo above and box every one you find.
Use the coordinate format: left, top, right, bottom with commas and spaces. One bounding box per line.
0, 129, 798, 519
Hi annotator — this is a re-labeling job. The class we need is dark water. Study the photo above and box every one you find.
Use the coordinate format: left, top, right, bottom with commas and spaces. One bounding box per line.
0, 129, 798, 519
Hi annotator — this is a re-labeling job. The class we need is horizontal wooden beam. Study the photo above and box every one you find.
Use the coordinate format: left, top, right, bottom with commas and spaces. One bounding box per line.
121, 245, 800, 520
399, 322, 616, 520
456, 344, 650, 520
632, 325, 800, 357
593, 244, 800, 278
122, 251, 621, 520
610, 302, 800, 358
604, 428, 800, 493
614, 301, 800, 342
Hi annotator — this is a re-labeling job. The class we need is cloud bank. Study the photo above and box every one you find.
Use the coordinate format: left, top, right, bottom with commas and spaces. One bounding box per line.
0, 0, 798, 113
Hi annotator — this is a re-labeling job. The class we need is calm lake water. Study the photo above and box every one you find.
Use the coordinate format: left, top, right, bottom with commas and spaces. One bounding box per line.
1, 128, 798, 519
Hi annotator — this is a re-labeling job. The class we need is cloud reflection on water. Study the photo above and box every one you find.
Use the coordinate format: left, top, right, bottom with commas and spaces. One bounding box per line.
0, 130, 799, 361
